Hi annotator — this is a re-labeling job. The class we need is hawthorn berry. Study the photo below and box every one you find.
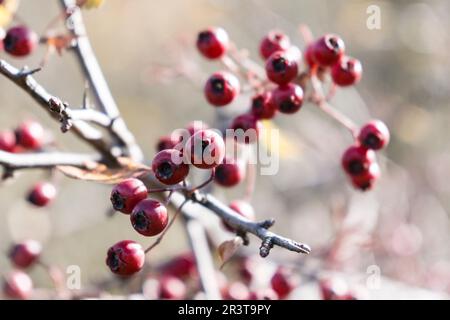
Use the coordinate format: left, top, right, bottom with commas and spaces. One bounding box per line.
159, 275, 187, 299
9, 240, 42, 269
110, 178, 148, 214
130, 199, 168, 237
204, 71, 240, 107
196, 27, 229, 59
358, 120, 390, 150
2, 271, 33, 300
186, 121, 209, 137
15, 120, 45, 150
319, 277, 350, 300
270, 267, 298, 299
341, 145, 376, 176
249, 288, 279, 300
106, 240, 145, 276
223, 281, 250, 300
230, 113, 262, 144
311, 34, 345, 67
350, 162, 380, 191
271, 83, 304, 114
3, 25, 38, 57
214, 157, 245, 187
184, 129, 225, 169
27, 182, 57, 207
331, 56, 363, 86
156, 134, 181, 152
259, 31, 291, 60
238, 256, 257, 284
0, 130, 16, 152
161, 252, 196, 278
265, 51, 298, 85
250, 91, 277, 120
223, 200, 255, 232
152, 149, 189, 185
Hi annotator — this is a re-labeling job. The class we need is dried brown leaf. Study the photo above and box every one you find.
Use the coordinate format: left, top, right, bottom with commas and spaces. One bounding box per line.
218, 237, 243, 269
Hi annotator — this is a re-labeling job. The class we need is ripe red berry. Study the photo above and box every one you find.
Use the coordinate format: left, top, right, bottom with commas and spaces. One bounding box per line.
184, 129, 225, 169
311, 34, 345, 67
27, 182, 57, 207
8, 240, 42, 269
250, 91, 277, 120
130, 199, 168, 237
196, 27, 229, 59
15, 120, 45, 150
204, 71, 240, 107
161, 252, 196, 278
0, 130, 16, 152
238, 256, 257, 284
358, 120, 390, 150
156, 134, 181, 152
106, 240, 145, 276
3, 26, 38, 57
341, 145, 376, 176
214, 157, 245, 187
270, 267, 298, 299
271, 83, 304, 114
110, 178, 148, 214
224, 200, 255, 232
223, 281, 250, 300
265, 51, 298, 85
249, 288, 279, 300
159, 275, 187, 299
319, 277, 349, 300
350, 162, 380, 191
259, 31, 291, 60
2, 271, 33, 300
331, 56, 363, 86
152, 149, 189, 185
230, 113, 262, 144
186, 121, 209, 137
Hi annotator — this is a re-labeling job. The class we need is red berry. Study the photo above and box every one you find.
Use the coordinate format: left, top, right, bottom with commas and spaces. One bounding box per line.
184, 129, 225, 169
265, 51, 298, 85
223, 281, 250, 300
159, 275, 187, 299
331, 56, 363, 86
130, 199, 168, 237
319, 277, 349, 300
0, 130, 16, 152
204, 71, 240, 107
250, 91, 277, 120
311, 34, 345, 67
271, 83, 304, 114
259, 31, 291, 60
196, 27, 229, 59
3, 271, 33, 300
156, 134, 181, 152
27, 182, 57, 207
15, 120, 45, 150
3, 25, 38, 57
249, 288, 279, 300
341, 145, 376, 176
110, 178, 148, 214
152, 149, 189, 185
214, 157, 245, 187
9, 240, 42, 269
186, 121, 209, 137
358, 120, 390, 150
106, 240, 145, 276
223, 200, 255, 232
230, 113, 262, 144
238, 256, 257, 284
350, 162, 380, 191
270, 267, 298, 299
161, 252, 196, 278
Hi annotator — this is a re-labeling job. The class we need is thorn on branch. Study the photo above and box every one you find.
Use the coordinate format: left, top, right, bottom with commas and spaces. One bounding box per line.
237, 231, 250, 246
48, 98, 73, 132
19, 67, 42, 77
259, 237, 274, 258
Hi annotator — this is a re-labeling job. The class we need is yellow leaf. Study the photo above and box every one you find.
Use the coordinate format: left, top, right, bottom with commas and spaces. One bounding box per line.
82, 0, 104, 9
0, 0, 19, 27
259, 120, 301, 160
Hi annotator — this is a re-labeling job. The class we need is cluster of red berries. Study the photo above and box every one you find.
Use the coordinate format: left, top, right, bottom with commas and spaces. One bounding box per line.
1, 25, 38, 57
2, 240, 42, 299
342, 120, 390, 190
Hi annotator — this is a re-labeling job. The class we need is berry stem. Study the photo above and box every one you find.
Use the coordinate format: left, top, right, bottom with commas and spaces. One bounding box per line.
186, 169, 215, 194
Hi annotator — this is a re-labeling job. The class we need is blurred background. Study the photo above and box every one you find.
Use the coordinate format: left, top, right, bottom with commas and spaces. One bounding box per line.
1, 0, 450, 299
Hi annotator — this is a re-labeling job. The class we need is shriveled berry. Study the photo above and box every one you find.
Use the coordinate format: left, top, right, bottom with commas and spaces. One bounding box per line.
249, 288, 279, 300
259, 31, 290, 60
350, 162, 380, 191
15, 120, 44, 150
3, 271, 33, 300
9, 240, 42, 269
106, 240, 145, 276
130, 199, 168, 237
152, 149, 189, 185
184, 129, 225, 169
110, 178, 148, 214
161, 252, 196, 278
358, 120, 390, 150
271, 83, 304, 114
341, 145, 376, 176
230, 113, 262, 144
214, 157, 245, 187
159, 275, 187, 299
223, 281, 250, 300
204, 71, 240, 107
250, 91, 277, 119
0, 130, 16, 152
3, 25, 38, 57
223, 200, 255, 232
265, 51, 298, 85
331, 56, 362, 86
270, 267, 298, 299
27, 182, 57, 207
196, 27, 229, 59
311, 34, 345, 67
